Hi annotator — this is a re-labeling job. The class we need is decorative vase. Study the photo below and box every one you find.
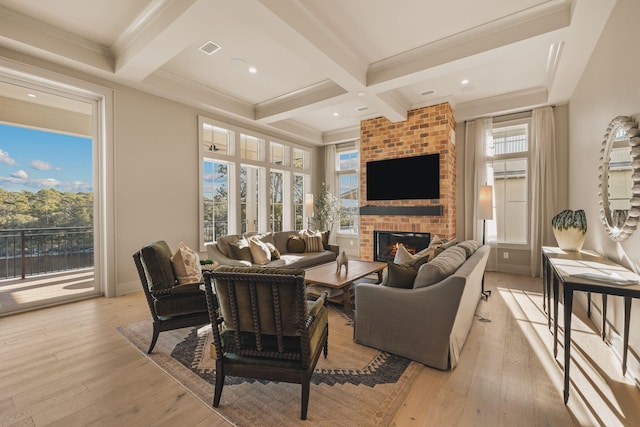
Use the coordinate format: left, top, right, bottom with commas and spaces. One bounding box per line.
551, 209, 587, 251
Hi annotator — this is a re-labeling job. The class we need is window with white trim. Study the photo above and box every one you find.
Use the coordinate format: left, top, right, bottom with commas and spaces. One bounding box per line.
336, 149, 359, 234
199, 116, 310, 249
489, 121, 530, 244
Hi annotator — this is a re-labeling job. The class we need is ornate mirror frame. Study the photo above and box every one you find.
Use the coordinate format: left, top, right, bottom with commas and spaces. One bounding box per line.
598, 115, 640, 241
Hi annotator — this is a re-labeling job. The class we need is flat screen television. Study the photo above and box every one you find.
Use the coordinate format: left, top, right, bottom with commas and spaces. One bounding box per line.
366, 153, 440, 200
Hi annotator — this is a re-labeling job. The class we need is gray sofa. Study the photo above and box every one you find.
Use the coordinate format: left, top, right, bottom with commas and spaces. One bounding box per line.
354, 243, 490, 370
205, 230, 338, 269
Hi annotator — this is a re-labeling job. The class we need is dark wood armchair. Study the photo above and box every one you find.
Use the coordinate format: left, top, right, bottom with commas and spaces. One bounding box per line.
132, 240, 209, 353
202, 266, 329, 420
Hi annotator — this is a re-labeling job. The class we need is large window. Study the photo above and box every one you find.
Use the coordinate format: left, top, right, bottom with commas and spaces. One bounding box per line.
203, 160, 230, 241
337, 149, 359, 234
199, 117, 311, 249
489, 122, 529, 244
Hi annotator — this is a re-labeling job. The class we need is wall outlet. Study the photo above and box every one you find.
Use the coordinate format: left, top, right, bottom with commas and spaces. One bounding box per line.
503, 251, 509, 259
349, 240, 354, 246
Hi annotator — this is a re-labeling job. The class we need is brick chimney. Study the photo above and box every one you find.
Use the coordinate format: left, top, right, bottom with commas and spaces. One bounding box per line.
359, 103, 456, 261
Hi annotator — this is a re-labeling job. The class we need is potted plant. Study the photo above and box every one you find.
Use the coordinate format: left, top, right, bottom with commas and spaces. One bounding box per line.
313, 182, 340, 232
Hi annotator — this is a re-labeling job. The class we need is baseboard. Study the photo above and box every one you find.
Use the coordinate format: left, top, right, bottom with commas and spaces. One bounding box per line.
117, 279, 140, 296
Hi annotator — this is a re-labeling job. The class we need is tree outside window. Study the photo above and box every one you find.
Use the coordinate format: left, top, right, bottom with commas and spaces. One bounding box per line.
270, 170, 284, 232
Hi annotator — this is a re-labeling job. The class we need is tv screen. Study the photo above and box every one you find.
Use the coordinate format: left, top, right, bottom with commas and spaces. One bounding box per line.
366, 154, 440, 200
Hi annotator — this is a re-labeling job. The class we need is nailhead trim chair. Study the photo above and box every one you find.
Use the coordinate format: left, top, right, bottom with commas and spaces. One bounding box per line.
203, 266, 329, 420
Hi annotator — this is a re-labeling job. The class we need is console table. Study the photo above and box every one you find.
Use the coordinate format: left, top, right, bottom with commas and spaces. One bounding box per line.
541, 246, 640, 404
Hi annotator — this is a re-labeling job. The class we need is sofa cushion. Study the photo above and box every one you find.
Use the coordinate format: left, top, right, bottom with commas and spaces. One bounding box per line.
216, 234, 243, 257
383, 253, 431, 289
413, 246, 467, 289
228, 238, 253, 263
383, 261, 419, 289
170, 242, 202, 285
457, 240, 480, 258
320, 230, 330, 250
286, 236, 306, 253
301, 230, 323, 252
266, 242, 280, 260
248, 236, 271, 265
394, 244, 435, 264
140, 240, 176, 293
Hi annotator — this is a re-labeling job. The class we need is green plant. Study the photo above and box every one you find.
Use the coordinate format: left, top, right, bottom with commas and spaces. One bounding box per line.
313, 183, 340, 231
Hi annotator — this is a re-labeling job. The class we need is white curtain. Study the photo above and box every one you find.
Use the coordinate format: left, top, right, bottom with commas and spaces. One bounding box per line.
530, 106, 558, 276
324, 144, 337, 244
463, 117, 495, 244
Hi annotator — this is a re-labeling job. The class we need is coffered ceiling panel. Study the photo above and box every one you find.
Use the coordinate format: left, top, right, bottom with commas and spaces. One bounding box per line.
0, 0, 619, 145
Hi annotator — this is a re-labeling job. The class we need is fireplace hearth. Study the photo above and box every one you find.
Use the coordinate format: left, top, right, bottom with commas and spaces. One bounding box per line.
374, 231, 431, 262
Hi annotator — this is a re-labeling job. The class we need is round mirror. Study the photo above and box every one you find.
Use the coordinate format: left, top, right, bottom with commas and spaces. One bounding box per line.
598, 115, 640, 241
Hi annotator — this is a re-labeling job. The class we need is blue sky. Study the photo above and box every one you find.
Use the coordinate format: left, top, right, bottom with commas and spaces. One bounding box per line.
0, 124, 92, 193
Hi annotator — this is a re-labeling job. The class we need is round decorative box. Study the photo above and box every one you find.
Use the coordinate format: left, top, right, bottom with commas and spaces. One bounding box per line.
551, 209, 587, 252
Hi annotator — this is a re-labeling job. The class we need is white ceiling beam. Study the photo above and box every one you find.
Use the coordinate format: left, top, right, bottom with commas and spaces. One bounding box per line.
255, 81, 348, 123
0, 6, 113, 74
454, 87, 548, 122
256, 0, 409, 124
367, 1, 572, 92
112, 0, 208, 82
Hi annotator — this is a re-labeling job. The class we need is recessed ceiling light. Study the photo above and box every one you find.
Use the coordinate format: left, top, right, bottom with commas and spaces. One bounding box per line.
333, 112, 340, 117
461, 79, 470, 85
248, 66, 257, 74
27, 93, 37, 98
199, 41, 221, 55
357, 91, 366, 97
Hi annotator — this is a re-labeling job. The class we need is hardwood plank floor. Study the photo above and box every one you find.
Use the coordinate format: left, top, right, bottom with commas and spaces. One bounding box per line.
1, 272, 638, 426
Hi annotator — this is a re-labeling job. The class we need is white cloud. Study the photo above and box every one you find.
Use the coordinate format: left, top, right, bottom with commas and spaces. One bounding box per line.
31, 160, 60, 171
12, 169, 28, 179
0, 149, 17, 166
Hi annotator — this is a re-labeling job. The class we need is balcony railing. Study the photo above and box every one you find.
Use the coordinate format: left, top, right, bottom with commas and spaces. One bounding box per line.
0, 226, 93, 280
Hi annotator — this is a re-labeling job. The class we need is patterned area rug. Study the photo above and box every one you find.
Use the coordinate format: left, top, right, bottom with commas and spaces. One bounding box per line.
117, 306, 421, 426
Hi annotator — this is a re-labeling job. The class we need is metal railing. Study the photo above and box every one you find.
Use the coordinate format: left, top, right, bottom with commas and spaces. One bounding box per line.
0, 226, 93, 280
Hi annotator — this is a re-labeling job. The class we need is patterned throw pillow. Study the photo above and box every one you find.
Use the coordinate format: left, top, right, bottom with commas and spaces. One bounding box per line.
248, 236, 271, 265
301, 230, 323, 252
170, 242, 202, 285
266, 242, 280, 260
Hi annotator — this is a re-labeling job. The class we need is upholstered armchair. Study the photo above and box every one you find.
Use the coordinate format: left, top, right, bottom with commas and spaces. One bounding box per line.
202, 266, 329, 420
132, 240, 209, 353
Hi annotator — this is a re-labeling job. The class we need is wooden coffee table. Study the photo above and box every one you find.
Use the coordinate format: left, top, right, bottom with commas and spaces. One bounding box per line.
304, 259, 386, 312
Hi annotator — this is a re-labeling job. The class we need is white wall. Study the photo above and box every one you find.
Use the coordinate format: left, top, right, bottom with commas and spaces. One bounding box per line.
568, 0, 640, 384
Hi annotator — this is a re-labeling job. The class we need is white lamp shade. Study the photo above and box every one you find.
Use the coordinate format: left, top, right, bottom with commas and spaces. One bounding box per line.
478, 185, 494, 220
305, 193, 314, 217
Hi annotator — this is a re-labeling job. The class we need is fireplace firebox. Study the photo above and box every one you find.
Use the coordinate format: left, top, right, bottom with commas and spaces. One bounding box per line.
373, 231, 431, 262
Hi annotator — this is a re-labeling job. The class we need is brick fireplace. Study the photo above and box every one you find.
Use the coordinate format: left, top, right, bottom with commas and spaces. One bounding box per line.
359, 103, 456, 261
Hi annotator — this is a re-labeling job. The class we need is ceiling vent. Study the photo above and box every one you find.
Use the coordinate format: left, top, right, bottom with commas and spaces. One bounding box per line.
355, 106, 369, 112
420, 89, 436, 96
199, 41, 221, 55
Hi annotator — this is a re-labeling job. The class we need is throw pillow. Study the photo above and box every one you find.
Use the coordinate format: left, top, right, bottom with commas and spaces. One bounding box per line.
393, 244, 415, 264
301, 230, 323, 252
382, 261, 419, 289
265, 242, 280, 260
228, 238, 253, 263
413, 246, 467, 288
457, 240, 480, 258
170, 242, 202, 285
382, 252, 431, 289
286, 236, 306, 253
248, 236, 271, 265
428, 235, 443, 248
320, 230, 330, 250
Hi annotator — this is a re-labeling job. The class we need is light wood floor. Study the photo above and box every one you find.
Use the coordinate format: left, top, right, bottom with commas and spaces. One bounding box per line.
1, 272, 638, 426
